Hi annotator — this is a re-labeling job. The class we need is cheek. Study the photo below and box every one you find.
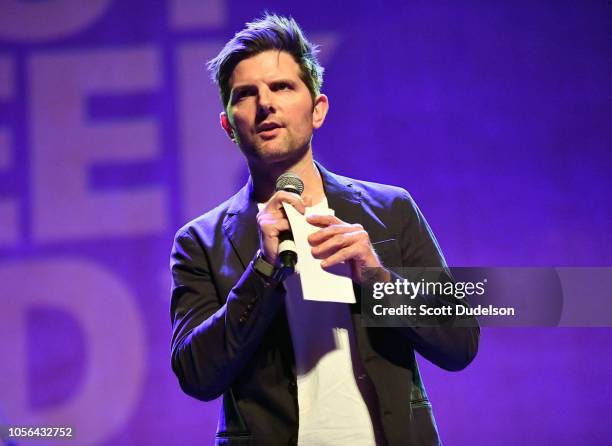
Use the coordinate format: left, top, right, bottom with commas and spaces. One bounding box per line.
229, 105, 255, 131
232, 118, 254, 139
233, 117, 249, 132
291, 102, 315, 129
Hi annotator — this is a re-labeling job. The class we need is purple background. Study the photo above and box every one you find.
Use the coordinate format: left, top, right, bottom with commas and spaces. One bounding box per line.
0, 1, 610, 445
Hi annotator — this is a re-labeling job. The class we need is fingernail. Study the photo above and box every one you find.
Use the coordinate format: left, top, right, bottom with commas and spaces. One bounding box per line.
320, 260, 327, 267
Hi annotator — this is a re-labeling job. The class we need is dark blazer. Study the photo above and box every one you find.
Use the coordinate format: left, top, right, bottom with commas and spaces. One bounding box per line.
170, 162, 479, 446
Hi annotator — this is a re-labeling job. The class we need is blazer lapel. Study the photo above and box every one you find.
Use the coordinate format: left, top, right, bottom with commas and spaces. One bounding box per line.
316, 161, 365, 226
222, 178, 259, 270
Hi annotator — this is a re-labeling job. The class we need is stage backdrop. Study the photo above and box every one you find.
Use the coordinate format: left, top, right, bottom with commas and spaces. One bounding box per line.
0, 1, 610, 445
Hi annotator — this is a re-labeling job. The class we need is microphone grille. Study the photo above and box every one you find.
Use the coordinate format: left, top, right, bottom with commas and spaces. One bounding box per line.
275, 172, 304, 196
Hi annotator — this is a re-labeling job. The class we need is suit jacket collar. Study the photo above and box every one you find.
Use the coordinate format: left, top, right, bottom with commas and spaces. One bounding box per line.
222, 161, 364, 270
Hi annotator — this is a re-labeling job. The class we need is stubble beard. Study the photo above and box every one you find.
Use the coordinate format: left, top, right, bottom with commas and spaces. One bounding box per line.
244, 131, 311, 167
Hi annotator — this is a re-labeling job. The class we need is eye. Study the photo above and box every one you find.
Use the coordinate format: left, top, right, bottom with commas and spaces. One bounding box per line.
232, 88, 255, 103
272, 82, 292, 91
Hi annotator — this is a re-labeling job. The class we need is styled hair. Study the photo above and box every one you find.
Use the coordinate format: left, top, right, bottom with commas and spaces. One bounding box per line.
207, 14, 324, 108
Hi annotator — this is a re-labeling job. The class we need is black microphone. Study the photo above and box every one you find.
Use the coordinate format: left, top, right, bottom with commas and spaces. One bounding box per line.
275, 172, 304, 272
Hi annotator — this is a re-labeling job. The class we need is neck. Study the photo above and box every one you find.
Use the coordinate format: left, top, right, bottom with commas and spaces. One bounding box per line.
248, 149, 325, 206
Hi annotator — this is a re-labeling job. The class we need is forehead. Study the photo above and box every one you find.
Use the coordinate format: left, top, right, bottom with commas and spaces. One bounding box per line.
229, 50, 302, 88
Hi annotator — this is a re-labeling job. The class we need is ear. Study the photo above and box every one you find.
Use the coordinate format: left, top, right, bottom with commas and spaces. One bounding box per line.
220, 112, 235, 141
312, 94, 329, 130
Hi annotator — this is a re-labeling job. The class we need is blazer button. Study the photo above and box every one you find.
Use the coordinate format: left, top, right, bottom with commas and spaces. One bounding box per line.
247, 303, 253, 310
239, 317, 246, 324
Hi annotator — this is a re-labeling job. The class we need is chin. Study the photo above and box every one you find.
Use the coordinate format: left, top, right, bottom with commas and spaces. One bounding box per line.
257, 145, 297, 163
244, 139, 310, 167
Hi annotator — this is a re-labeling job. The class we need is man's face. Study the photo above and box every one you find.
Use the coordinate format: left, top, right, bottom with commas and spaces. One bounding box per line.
221, 50, 328, 166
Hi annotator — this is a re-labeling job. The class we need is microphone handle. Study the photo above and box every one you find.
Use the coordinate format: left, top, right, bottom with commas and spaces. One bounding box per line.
278, 231, 297, 269
274, 180, 302, 273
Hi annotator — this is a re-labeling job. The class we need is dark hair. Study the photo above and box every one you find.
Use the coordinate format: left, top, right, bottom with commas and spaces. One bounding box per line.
207, 14, 324, 109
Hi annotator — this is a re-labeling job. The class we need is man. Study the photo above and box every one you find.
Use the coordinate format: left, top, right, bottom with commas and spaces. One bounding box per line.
170, 14, 479, 446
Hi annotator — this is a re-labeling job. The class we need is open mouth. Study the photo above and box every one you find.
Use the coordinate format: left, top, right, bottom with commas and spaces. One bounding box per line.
257, 122, 282, 133
257, 122, 283, 139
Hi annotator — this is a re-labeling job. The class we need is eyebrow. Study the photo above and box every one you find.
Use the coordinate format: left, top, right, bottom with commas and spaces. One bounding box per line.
230, 78, 297, 97
230, 84, 256, 99
231, 84, 254, 93
233, 78, 295, 88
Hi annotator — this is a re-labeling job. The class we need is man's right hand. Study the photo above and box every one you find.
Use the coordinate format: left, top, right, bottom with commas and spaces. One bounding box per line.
256, 191, 305, 265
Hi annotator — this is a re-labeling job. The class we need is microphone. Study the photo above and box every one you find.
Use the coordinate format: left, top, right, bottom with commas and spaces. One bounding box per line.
275, 172, 304, 272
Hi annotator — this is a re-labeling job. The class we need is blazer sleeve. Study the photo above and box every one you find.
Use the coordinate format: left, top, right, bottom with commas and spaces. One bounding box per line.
389, 189, 480, 371
170, 228, 285, 401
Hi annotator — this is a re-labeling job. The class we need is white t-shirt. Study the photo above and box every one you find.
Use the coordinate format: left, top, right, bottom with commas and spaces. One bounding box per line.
259, 198, 381, 446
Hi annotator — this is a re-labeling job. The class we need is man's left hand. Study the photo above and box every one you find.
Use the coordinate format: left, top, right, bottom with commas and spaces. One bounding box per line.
306, 214, 390, 285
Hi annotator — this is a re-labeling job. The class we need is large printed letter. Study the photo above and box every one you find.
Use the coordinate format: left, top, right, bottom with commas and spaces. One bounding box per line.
0, 0, 112, 42
30, 48, 167, 241
0, 259, 145, 446
0, 55, 18, 246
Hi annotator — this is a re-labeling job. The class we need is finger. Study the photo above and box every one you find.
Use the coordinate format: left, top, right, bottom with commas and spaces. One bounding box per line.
308, 222, 363, 246
320, 244, 360, 268
257, 215, 291, 234
265, 191, 306, 214
306, 214, 344, 227
311, 231, 361, 258
257, 208, 285, 220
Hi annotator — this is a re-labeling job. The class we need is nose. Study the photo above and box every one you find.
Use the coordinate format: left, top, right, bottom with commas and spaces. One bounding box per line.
257, 88, 276, 116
